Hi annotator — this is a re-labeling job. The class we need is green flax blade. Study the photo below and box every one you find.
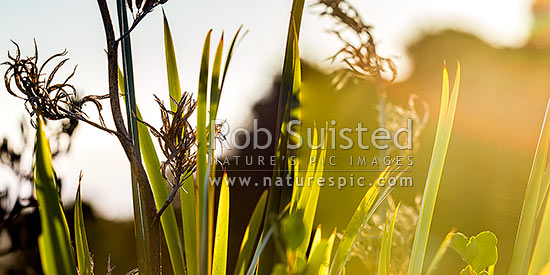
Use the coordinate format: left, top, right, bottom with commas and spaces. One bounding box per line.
197, 30, 212, 275
75, 180, 92, 275
408, 62, 461, 275
34, 117, 76, 275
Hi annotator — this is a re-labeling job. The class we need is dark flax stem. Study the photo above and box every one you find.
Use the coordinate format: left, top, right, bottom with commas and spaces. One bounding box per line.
96, 0, 160, 273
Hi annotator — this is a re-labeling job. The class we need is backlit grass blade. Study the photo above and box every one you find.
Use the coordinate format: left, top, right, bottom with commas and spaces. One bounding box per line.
181, 175, 199, 275
408, 61, 461, 275
274, 18, 302, 174
212, 173, 230, 275
321, 230, 336, 275
163, 10, 182, 110
161, 13, 194, 273
247, 226, 277, 275
234, 190, 269, 275
310, 226, 323, 259
329, 167, 390, 275
197, 30, 212, 275
289, 158, 300, 212
138, 106, 186, 274
298, 128, 327, 258
210, 35, 224, 122
306, 226, 336, 275
528, 165, 550, 275
378, 203, 400, 275
208, 38, 225, 270
220, 26, 244, 93
75, 177, 92, 275
426, 230, 456, 275
305, 239, 329, 275
118, 68, 186, 274
527, 100, 550, 274
510, 98, 550, 275
34, 116, 76, 275
293, 128, 318, 215
260, 1, 305, 273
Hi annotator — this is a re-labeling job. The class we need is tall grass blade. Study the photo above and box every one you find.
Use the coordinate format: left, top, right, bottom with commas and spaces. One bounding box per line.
75, 177, 92, 275
528, 165, 550, 275
247, 226, 276, 275
329, 167, 390, 275
309, 226, 323, 260
207, 38, 225, 273
212, 174, 230, 275
197, 30, 212, 275
305, 239, 329, 275
138, 107, 186, 274
321, 230, 337, 275
34, 116, 76, 275
163, 10, 182, 109
306, 226, 335, 275
510, 99, 550, 274
161, 12, 192, 273
220, 26, 244, 93
259, 0, 305, 271
181, 175, 199, 275
118, 68, 186, 274
527, 100, 550, 274
294, 127, 318, 215
289, 158, 301, 214
162, 14, 195, 273
273, 18, 302, 183
408, 62, 461, 275
378, 203, 400, 275
297, 128, 327, 258
234, 191, 269, 275
210, 35, 224, 123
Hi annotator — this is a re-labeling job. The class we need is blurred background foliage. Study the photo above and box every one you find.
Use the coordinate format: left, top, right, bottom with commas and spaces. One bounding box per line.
303, 1, 550, 272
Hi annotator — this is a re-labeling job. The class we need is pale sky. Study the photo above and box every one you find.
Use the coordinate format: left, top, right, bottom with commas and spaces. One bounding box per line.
0, 0, 535, 220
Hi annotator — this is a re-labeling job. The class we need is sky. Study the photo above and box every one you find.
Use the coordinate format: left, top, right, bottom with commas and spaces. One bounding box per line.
0, 0, 535, 220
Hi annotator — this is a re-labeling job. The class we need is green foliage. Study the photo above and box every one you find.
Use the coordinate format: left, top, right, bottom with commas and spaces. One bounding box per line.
234, 191, 269, 275
449, 231, 498, 274
197, 29, 211, 275
378, 203, 400, 275
159, 13, 253, 275
259, 1, 305, 270
510, 99, 550, 275
31, 2, 550, 275
304, 231, 329, 275
408, 62, 461, 275
212, 174, 230, 274
329, 168, 388, 275
116, 0, 160, 273
160, 13, 253, 275
304, 239, 329, 275
159, 13, 191, 274
34, 117, 76, 275
74, 179, 92, 275
281, 209, 307, 250
163, 10, 182, 110
118, 66, 186, 274
181, 176, 199, 275
296, 127, 326, 257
